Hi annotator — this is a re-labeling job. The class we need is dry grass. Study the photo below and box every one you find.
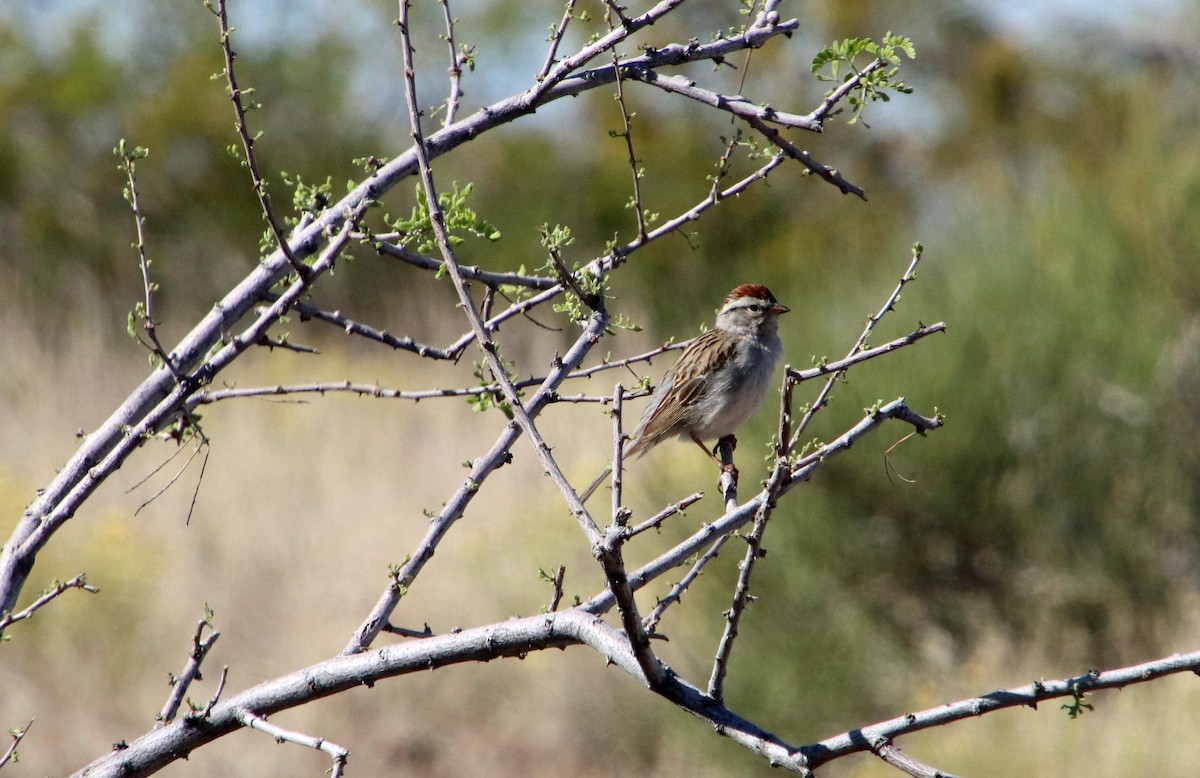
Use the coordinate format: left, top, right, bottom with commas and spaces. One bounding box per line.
2, 306, 1199, 777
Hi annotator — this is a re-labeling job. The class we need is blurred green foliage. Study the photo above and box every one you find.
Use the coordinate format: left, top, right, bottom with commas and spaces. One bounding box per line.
4, 0, 1200, 770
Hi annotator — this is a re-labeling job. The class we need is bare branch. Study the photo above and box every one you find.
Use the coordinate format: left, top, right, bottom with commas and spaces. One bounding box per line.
281, 296, 459, 359
804, 652, 1200, 770
343, 304, 610, 654
382, 623, 434, 638
585, 397, 942, 618
610, 385, 628, 527
157, 611, 220, 728
80, 610, 801, 776
742, 115, 866, 198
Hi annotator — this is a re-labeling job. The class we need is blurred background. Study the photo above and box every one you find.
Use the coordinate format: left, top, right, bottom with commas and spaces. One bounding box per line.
2, 1, 1200, 775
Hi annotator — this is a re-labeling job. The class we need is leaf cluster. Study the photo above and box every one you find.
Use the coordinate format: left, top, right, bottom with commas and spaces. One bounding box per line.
812, 33, 916, 125
388, 182, 502, 256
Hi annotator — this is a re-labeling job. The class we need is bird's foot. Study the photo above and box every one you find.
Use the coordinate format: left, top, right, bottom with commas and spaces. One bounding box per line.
713, 434, 738, 457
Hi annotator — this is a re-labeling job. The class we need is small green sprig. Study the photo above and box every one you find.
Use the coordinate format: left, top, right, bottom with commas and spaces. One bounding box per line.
1061, 679, 1095, 719
812, 33, 916, 126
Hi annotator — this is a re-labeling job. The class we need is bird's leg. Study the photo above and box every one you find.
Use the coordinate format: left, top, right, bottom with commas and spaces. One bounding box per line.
690, 433, 722, 465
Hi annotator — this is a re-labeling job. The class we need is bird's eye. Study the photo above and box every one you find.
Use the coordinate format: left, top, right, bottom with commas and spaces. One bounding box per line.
749, 304, 762, 312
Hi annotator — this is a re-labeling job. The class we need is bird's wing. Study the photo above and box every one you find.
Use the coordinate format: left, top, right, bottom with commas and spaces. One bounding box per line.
630, 329, 736, 453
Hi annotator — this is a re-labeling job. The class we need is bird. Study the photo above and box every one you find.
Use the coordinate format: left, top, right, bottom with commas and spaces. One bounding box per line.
581, 283, 789, 501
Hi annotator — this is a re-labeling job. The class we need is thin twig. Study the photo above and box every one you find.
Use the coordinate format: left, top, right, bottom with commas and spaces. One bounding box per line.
134, 442, 207, 517
548, 565, 566, 613
126, 428, 201, 493
788, 245, 927, 454
211, 0, 311, 280
625, 68, 822, 133
787, 322, 946, 383
708, 133, 741, 201
382, 623, 435, 638
369, 238, 557, 290
642, 533, 728, 634
536, 0, 580, 82
0, 720, 32, 770
436, 0, 466, 127
0, 574, 98, 632
807, 58, 888, 126
197, 666, 229, 720
282, 296, 459, 359
623, 491, 703, 540
234, 708, 349, 777
610, 385, 628, 528
117, 142, 180, 376
742, 114, 865, 199
253, 334, 319, 354
608, 33, 648, 241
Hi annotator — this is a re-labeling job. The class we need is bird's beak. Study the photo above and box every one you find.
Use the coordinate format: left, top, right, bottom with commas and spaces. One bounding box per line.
771, 303, 790, 315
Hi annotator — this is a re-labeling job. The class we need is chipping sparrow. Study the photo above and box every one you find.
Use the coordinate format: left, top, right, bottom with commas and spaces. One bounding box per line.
627, 283, 789, 459
581, 284, 788, 501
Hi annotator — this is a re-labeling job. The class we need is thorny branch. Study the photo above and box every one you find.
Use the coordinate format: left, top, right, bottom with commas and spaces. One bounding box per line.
80, 610, 1200, 777
0, 0, 821, 638
210, 0, 310, 280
